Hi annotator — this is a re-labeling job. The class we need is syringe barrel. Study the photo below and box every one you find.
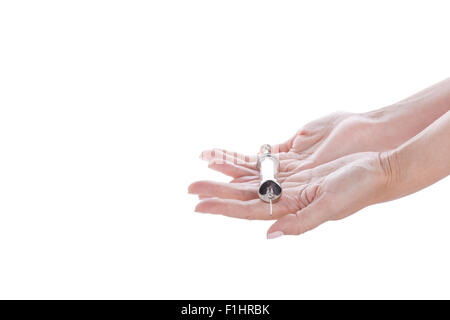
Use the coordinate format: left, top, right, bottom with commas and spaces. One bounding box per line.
257, 145, 282, 203
259, 155, 277, 181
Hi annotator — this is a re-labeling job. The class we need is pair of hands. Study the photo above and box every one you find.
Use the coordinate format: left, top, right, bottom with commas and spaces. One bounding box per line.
189, 112, 393, 238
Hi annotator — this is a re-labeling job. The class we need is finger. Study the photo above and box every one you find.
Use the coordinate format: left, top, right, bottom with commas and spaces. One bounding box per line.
280, 158, 316, 175
290, 130, 322, 153
194, 196, 297, 220
188, 180, 258, 201
271, 129, 316, 156
200, 149, 257, 169
266, 198, 328, 238
231, 175, 259, 183
198, 195, 212, 200
208, 160, 259, 178
272, 136, 295, 153
201, 148, 296, 166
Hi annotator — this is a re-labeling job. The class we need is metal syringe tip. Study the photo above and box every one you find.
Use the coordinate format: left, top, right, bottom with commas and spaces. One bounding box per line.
268, 186, 274, 216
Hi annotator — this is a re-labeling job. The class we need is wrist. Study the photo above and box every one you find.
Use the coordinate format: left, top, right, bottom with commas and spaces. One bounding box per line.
376, 149, 401, 203
360, 105, 411, 150
362, 106, 393, 130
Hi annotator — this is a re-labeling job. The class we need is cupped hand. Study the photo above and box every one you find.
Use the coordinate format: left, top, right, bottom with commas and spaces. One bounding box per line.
199, 112, 379, 184
189, 152, 388, 238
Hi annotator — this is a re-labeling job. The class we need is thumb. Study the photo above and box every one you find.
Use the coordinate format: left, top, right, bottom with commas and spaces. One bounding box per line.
272, 134, 297, 153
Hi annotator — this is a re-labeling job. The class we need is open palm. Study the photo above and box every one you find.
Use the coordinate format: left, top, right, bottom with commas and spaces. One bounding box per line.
189, 152, 386, 237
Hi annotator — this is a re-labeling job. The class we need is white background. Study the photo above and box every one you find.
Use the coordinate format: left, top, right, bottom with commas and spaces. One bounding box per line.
0, 1, 449, 299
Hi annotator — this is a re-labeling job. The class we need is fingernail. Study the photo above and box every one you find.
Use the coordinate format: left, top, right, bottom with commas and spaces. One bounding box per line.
267, 231, 284, 240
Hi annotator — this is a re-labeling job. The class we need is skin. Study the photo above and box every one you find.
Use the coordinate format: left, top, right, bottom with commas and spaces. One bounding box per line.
199, 78, 450, 182
189, 79, 450, 238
